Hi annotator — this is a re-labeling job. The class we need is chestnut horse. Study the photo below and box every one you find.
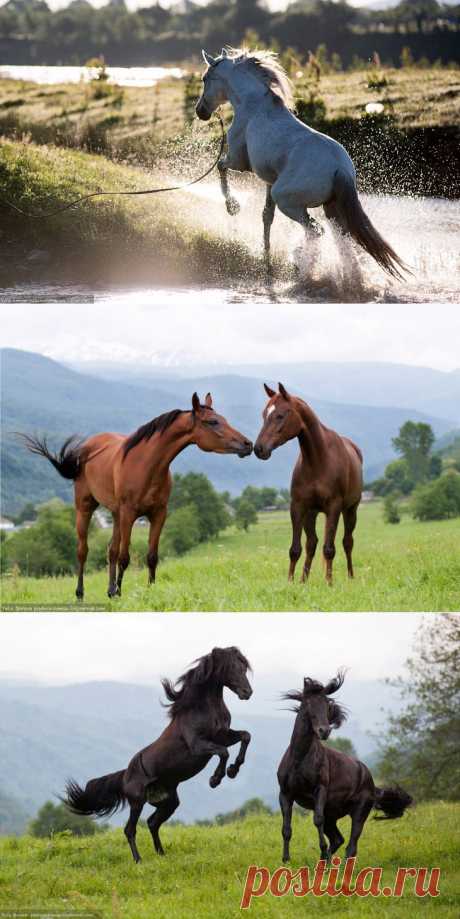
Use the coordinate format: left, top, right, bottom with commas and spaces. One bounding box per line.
254, 383, 363, 584
63, 646, 253, 863
20, 393, 252, 599
278, 672, 412, 863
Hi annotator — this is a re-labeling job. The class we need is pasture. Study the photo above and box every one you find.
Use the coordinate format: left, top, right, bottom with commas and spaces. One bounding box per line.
0, 802, 458, 917
2, 503, 458, 611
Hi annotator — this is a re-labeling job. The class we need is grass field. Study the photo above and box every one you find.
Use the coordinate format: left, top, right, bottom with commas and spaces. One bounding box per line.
2, 503, 459, 611
0, 802, 458, 917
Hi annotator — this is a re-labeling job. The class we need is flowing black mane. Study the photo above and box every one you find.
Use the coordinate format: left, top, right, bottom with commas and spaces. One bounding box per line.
161, 647, 251, 719
123, 409, 186, 456
282, 670, 347, 725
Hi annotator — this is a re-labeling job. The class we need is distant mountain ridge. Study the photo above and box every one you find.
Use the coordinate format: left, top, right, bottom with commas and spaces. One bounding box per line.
2, 348, 457, 514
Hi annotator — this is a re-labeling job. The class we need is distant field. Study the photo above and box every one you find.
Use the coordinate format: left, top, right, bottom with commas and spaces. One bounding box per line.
2, 503, 459, 611
0, 802, 458, 918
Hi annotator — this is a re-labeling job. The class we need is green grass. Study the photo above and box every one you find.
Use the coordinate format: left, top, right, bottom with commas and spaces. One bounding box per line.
0, 803, 458, 917
2, 503, 459, 611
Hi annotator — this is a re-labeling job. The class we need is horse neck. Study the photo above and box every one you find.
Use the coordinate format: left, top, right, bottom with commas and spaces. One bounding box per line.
289, 709, 317, 764
225, 69, 273, 119
144, 415, 195, 474
295, 400, 326, 467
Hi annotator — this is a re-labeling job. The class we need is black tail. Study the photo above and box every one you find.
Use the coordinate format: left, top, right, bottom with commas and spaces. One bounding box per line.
17, 433, 84, 480
333, 170, 409, 281
63, 769, 127, 819
374, 785, 413, 820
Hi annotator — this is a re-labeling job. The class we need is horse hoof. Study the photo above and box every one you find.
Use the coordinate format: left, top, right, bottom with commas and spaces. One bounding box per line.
226, 197, 240, 216
107, 587, 121, 599
226, 765, 238, 779
209, 775, 221, 789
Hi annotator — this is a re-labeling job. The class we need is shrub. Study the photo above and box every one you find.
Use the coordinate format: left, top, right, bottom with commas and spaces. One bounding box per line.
234, 498, 258, 532
29, 801, 106, 838
383, 494, 401, 524
412, 471, 460, 521
161, 504, 201, 557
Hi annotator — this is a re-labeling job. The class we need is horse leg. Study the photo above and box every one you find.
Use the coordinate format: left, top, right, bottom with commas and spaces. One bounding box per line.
301, 509, 319, 582
345, 799, 373, 859
124, 800, 144, 863
342, 503, 358, 579
217, 158, 240, 215
116, 508, 136, 596
75, 493, 98, 601
271, 187, 323, 240
279, 791, 293, 863
263, 184, 276, 270
323, 504, 341, 586
215, 728, 251, 778
147, 790, 180, 856
146, 506, 167, 585
313, 786, 329, 861
107, 512, 121, 598
324, 816, 345, 861
288, 504, 303, 581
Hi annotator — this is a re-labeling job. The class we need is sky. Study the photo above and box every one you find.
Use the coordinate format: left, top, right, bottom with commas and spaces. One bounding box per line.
0, 612, 423, 689
1, 299, 459, 372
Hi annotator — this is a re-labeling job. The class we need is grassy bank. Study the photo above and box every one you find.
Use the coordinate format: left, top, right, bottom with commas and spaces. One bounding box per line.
2, 504, 459, 611
0, 802, 458, 917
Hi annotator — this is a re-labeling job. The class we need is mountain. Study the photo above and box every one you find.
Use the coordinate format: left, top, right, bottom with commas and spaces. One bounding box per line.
0, 678, 398, 830
2, 348, 456, 514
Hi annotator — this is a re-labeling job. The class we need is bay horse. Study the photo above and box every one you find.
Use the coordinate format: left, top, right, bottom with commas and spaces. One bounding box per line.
196, 48, 406, 279
278, 671, 413, 863
63, 646, 253, 863
20, 393, 252, 599
254, 383, 363, 585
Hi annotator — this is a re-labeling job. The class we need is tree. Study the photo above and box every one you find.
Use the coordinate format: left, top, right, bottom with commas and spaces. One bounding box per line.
168, 473, 230, 543
238, 485, 279, 510
1, 500, 77, 577
29, 801, 107, 837
392, 421, 435, 485
412, 470, 460, 521
326, 737, 357, 757
376, 615, 460, 800
235, 497, 258, 531
161, 504, 201, 556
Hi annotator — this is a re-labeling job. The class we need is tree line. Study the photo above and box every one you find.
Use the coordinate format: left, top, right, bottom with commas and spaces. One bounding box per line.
1, 0, 459, 67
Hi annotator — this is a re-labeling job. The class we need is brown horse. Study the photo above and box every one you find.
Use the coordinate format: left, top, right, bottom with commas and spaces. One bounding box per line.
278, 672, 413, 863
63, 646, 253, 863
254, 383, 363, 584
21, 393, 252, 599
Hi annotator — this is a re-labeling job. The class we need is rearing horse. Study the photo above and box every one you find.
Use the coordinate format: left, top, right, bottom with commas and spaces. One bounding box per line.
63, 646, 253, 863
254, 383, 362, 585
196, 47, 406, 279
20, 393, 252, 599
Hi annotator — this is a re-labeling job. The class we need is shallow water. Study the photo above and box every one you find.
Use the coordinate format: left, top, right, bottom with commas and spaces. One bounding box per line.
0, 64, 184, 87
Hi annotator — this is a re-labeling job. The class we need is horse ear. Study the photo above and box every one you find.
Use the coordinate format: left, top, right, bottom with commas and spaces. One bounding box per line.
202, 49, 216, 67
324, 669, 346, 695
205, 392, 213, 408
192, 392, 201, 413
264, 383, 276, 398
278, 382, 291, 401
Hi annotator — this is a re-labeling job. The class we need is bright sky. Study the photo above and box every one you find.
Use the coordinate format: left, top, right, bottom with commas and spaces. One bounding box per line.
1, 299, 459, 372
0, 612, 422, 689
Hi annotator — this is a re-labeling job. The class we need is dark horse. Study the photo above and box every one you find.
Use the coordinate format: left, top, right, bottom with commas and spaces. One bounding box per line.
19, 393, 252, 599
254, 383, 363, 584
63, 646, 253, 863
278, 671, 412, 863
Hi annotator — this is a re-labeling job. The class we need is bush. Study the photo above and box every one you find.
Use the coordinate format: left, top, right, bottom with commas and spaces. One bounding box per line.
234, 498, 258, 532
161, 504, 201, 557
412, 471, 460, 521
1, 500, 77, 577
168, 473, 230, 543
383, 494, 401, 524
29, 801, 106, 838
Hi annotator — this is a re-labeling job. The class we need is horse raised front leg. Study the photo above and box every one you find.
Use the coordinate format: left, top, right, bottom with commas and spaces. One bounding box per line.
215, 728, 251, 778
218, 158, 240, 215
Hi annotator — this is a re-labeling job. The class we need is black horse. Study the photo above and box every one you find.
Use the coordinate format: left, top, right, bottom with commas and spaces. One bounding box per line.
63, 647, 252, 862
277, 671, 412, 863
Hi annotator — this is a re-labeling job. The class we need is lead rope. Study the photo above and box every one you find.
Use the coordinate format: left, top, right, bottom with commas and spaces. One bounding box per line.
0, 113, 225, 219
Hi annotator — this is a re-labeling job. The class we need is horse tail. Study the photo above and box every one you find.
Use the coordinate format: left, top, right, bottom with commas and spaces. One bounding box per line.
373, 785, 413, 820
17, 433, 84, 480
332, 170, 408, 280
62, 770, 127, 818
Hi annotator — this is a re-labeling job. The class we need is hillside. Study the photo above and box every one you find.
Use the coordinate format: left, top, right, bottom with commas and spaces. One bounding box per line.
0, 677, 391, 831
2, 348, 456, 515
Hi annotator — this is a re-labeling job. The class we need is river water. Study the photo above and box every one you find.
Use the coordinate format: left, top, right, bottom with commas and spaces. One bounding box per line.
0, 64, 184, 87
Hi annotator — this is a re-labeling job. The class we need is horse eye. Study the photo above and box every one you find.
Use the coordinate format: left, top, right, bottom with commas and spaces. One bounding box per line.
205, 419, 218, 427
276, 413, 284, 421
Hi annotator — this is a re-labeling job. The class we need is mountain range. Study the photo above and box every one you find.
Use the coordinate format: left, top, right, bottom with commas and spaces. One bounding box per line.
2, 348, 459, 515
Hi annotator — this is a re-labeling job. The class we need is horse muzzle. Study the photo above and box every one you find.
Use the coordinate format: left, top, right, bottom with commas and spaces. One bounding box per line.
254, 442, 272, 461
237, 440, 253, 458
237, 686, 253, 700
196, 100, 212, 121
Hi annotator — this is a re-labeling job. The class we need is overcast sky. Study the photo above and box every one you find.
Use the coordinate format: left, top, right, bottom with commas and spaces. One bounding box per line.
2, 299, 459, 372
1, 612, 422, 691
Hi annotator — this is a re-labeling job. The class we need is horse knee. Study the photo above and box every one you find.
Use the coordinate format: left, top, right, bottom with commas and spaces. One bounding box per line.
147, 550, 158, 569
289, 545, 302, 563
323, 544, 336, 561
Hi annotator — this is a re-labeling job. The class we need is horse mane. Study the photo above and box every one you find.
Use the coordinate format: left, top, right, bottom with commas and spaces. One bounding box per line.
122, 409, 186, 457
161, 647, 251, 719
224, 47, 294, 110
282, 670, 348, 726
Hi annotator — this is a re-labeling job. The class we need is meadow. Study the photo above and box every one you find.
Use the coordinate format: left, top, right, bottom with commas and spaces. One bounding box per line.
0, 802, 458, 918
2, 503, 459, 612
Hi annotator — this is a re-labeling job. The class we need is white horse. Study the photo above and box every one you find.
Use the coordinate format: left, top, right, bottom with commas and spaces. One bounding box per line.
196, 48, 406, 280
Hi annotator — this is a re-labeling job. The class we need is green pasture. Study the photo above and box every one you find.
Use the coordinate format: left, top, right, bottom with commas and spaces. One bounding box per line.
2, 503, 458, 611
0, 802, 458, 918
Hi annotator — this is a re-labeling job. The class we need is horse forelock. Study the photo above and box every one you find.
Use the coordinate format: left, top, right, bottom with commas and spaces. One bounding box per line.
221, 47, 294, 109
